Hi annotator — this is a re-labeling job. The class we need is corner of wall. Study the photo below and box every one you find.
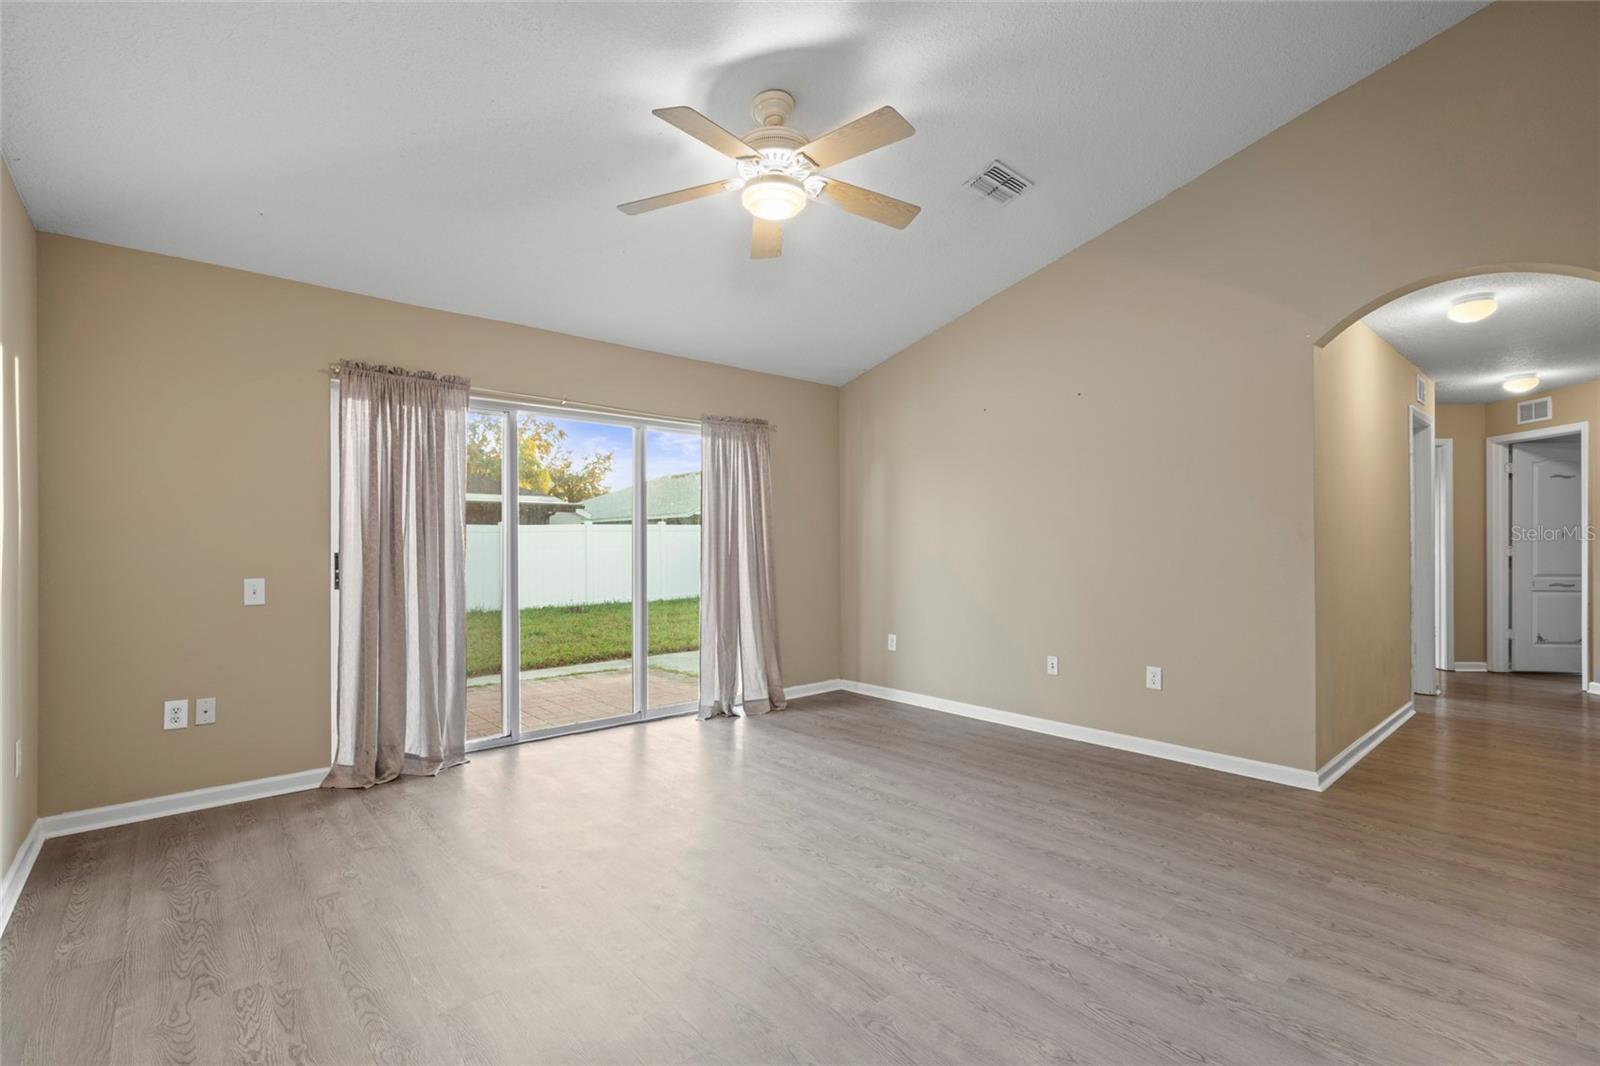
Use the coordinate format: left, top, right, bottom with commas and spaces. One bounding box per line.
1, 158, 41, 878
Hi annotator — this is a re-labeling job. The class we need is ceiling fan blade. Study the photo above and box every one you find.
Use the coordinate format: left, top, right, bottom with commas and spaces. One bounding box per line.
798, 106, 914, 169
819, 179, 921, 230
653, 106, 760, 160
751, 218, 782, 259
617, 180, 731, 215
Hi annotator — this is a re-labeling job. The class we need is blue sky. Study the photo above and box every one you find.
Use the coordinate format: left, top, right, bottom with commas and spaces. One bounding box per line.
545, 417, 700, 493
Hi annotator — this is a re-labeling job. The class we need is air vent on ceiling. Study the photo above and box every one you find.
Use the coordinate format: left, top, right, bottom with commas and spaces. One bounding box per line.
966, 160, 1033, 205
1517, 397, 1553, 425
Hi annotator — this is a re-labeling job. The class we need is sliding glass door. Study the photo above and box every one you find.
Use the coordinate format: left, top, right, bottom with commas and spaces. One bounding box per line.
645, 427, 702, 712
464, 401, 700, 749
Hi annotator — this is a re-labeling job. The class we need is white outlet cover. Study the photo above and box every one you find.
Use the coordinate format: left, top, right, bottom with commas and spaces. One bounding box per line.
163, 699, 190, 730
196, 697, 217, 725
243, 578, 267, 605
1046, 655, 1059, 676
1145, 666, 1164, 691
14, 738, 21, 777
887, 633, 897, 651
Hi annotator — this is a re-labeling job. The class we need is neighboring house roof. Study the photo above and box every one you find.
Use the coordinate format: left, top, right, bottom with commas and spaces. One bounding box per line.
581, 472, 700, 523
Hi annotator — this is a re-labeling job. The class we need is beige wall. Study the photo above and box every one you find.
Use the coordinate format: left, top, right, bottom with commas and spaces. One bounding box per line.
2, 161, 40, 873
36, 236, 840, 814
1435, 404, 1487, 664
1312, 324, 1430, 766
839, 2, 1598, 772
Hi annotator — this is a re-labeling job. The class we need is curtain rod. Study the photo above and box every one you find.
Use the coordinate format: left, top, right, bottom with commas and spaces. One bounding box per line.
325, 363, 768, 429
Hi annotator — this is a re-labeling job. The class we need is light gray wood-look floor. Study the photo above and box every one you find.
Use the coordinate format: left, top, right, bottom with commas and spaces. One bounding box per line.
3, 672, 1597, 1065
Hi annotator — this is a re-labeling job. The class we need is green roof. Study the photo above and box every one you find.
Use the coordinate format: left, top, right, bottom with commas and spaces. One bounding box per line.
581, 472, 700, 523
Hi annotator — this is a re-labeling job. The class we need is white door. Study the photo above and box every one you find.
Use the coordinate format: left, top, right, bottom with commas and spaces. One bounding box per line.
1410, 414, 1437, 696
1510, 438, 1583, 674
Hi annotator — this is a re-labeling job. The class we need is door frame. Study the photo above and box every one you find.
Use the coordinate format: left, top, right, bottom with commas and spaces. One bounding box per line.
1434, 438, 1454, 672
330, 383, 703, 757
463, 398, 703, 754
1485, 419, 1590, 689
1409, 406, 1438, 696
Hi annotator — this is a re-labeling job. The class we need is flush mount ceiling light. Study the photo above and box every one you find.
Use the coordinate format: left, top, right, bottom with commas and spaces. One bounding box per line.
1447, 294, 1498, 323
1502, 374, 1541, 394
617, 89, 921, 259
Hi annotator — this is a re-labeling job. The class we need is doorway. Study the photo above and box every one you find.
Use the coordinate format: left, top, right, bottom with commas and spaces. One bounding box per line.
462, 402, 703, 749
1410, 407, 1438, 696
328, 381, 703, 756
1487, 424, 1589, 685
1434, 438, 1454, 671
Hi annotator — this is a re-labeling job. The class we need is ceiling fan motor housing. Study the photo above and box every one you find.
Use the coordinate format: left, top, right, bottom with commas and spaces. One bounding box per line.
745, 89, 808, 154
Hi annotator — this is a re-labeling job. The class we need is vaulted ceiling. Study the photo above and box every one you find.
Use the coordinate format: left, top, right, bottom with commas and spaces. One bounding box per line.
1, 2, 1480, 384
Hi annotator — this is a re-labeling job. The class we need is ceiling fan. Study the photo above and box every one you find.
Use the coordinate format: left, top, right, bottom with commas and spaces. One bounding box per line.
617, 89, 920, 259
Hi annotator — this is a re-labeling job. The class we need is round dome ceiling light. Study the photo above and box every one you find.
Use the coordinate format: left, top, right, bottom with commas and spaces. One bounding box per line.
740, 174, 807, 222
1447, 294, 1498, 324
1502, 374, 1541, 394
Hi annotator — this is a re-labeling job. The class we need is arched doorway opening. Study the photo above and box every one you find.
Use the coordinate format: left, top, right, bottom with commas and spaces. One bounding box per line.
1314, 265, 1599, 769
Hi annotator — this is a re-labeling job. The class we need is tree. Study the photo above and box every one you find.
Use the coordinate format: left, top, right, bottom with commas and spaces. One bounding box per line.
466, 415, 614, 503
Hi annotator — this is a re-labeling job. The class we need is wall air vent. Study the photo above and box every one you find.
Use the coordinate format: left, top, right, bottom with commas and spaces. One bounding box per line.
1416, 375, 1429, 405
966, 160, 1033, 205
1517, 397, 1553, 425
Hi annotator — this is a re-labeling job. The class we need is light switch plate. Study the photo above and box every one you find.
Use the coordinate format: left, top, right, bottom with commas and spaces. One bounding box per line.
163, 699, 189, 730
243, 578, 267, 606
195, 697, 217, 725
1145, 666, 1164, 691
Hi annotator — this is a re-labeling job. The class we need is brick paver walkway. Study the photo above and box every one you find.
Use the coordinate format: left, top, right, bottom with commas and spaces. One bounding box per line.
466, 667, 699, 740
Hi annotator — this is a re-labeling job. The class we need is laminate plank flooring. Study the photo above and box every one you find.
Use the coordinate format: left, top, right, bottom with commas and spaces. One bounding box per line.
3, 671, 1596, 1064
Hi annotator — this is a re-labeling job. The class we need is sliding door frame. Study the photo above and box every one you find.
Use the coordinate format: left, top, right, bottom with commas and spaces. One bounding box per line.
465, 398, 700, 753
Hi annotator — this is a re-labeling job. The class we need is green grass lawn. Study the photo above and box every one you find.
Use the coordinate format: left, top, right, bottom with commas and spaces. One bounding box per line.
467, 597, 698, 678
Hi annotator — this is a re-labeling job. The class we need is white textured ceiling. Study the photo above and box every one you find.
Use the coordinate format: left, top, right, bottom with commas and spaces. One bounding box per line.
1365, 273, 1600, 405
1, 2, 1481, 385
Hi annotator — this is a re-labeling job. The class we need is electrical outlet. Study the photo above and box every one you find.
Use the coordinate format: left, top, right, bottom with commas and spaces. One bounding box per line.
14, 739, 20, 778
1046, 656, 1059, 676
1145, 666, 1163, 691
887, 633, 897, 652
195, 697, 217, 725
163, 699, 190, 730
243, 578, 267, 606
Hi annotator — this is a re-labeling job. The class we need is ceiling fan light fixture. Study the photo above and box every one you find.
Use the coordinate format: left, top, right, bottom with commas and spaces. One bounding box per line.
1502, 374, 1541, 394
1447, 294, 1498, 323
740, 174, 807, 222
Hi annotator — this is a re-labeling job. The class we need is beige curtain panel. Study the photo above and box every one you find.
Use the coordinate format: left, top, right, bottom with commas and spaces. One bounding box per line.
699, 416, 786, 718
325, 361, 470, 789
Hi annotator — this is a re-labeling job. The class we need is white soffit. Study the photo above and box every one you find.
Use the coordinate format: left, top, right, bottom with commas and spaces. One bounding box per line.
1, 2, 1481, 385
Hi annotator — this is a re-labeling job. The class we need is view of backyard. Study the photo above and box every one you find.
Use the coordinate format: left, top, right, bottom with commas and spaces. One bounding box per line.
464, 409, 702, 741
466, 596, 699, 676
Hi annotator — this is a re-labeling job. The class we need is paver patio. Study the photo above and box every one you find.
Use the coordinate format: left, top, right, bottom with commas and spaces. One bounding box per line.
466, 665, 699, 739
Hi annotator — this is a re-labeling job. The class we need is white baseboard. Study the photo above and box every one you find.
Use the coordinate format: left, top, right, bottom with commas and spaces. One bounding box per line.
0, 820, 44, 937
785, 679, 847, 700
1315, 701, 1414, 790
1, 767, 326, 935
838, 679, 1323, 790
1452, 661, 1489, 672
37, 768, 328, 840
835, 680, 1412, 793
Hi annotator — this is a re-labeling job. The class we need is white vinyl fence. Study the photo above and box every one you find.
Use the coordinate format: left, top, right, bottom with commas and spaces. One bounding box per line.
466, 523, 700, 611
